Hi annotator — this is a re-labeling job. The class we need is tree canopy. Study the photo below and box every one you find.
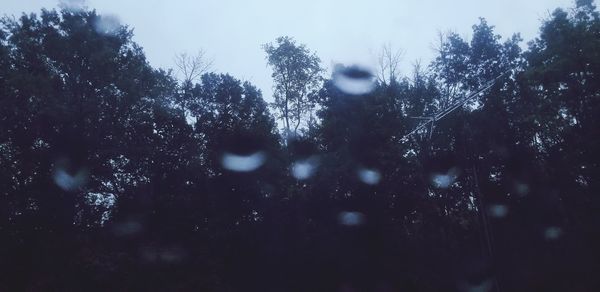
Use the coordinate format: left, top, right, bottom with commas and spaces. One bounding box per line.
263, 36, 323, 137
1, 2, 600, 291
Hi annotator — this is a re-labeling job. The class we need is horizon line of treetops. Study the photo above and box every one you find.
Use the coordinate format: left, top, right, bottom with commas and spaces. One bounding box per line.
1, 0, 600, 291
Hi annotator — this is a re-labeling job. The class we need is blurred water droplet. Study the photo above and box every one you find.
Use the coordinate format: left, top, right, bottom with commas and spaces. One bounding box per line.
113, 220, 143, 237
431, 167, 460, 189
141, 245, 186, 263
94, 14, 121, 35
488, 204, 508, 218
160, 247, 186, 263
333, 64, 376, 95
514, 182, 530, 196
53, 167, 89, 191
338, 211, 365, 226
221, 151, 266, 172
357, 168, 382, 185
459, 279, 493, 292
544, 226, 562, 240
432, 174, 454, 188
291, 156, 319, 180
59, 0, 86, 11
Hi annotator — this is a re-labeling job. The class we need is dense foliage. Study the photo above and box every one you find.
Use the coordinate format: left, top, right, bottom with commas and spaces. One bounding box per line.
1, 2, 599, 291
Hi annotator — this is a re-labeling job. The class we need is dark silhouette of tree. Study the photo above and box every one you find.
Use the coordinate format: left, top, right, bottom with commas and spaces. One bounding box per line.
376, 43, 404, 85
2, 1, 600, 291
264, 36, 323, 137
173, 50, 212, 111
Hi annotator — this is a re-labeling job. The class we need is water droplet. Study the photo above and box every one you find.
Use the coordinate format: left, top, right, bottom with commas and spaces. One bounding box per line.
514, 182, 530, 196
488, 204, 508, 218
431, 167, 460, 189
94, 14, 121, 35
291, 156, 319, 180
59, 0, 86, 12
432, 174, 454, 188
333, 64, 376, 95
459, 279, 494, 292
221, 151, 266, 172
160, 247, 186, 263
338, 211, 365, 226
357, 168, 382, 185
113, 220, 143, 237
544, 226, 562, 240
53, 167, 89, 191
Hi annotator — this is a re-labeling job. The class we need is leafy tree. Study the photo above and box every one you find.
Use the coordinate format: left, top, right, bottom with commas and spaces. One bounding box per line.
2, 1, 600, 291
264, 36, 323, 137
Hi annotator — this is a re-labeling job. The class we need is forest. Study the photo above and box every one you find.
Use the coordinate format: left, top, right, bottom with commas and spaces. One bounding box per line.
1, 1, 600, 291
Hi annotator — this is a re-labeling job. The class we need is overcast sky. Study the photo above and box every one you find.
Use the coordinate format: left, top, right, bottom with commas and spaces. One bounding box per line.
3, 0, 575, 100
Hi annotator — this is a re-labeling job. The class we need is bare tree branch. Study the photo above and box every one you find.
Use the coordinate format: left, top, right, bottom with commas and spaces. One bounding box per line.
174, 50, 213, 84
376, 43, 403, 85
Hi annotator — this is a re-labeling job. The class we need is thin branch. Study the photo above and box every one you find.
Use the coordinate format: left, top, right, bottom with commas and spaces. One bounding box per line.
174, 50, 213, 84
377, 43, 404, 84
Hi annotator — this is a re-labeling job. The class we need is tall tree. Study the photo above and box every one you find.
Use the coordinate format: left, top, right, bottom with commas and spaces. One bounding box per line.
376, 43, 404, 85
173, 50, 212, 111
264, 36, 322, 137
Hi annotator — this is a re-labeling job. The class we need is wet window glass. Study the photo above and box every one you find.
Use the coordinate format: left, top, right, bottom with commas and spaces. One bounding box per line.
1, 0, 599, 291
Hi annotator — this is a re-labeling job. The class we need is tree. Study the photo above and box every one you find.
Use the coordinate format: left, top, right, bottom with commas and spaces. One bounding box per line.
263, 36, 322, 137
174, 50, 213, 85
173, 50, 213, 111
376, 43, 404, 85
3, 1, 600, 291
431, 19, 521, 108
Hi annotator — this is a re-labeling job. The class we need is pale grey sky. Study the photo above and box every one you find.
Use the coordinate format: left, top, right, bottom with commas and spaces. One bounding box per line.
3, 0, 575, 100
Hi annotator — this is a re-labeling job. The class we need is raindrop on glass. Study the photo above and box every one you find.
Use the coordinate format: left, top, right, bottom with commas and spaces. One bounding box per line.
112, 220, 143, 237
338, 211, 365, 226
488, 204, 508, 218
357, 168, 382, 185
458, 279, 494, 292
544, 226, 562, 240
160, 247, 186, 263
53, 167, 89, 191
221, 151, 266, 172
431, 167, 460, 189
59, 0, 86, 11
94, 14, 121, 35
291, 156, 319, 180
333, 64, 376, 95
514, 182, 530, 196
